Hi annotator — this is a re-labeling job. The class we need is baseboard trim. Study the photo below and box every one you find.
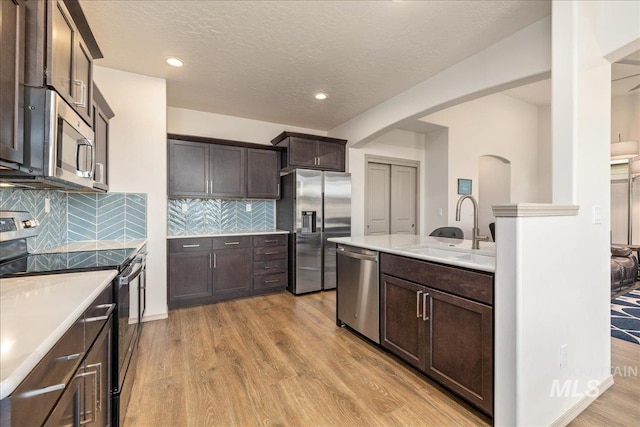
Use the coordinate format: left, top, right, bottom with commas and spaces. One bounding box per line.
550, 375, 615, 427
142, 312, 168, 322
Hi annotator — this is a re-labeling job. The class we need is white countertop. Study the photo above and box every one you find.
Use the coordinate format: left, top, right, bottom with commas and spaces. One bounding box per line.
167, 230, 289, 239
328, 234, 496, 273
0, 270, 117, 399
37, 239, 147, 254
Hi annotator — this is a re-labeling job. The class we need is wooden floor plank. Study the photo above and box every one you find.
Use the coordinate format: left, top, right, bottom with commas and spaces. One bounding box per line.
124, 291, 638, 426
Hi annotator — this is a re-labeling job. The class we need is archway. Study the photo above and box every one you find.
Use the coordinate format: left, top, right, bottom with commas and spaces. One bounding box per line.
478, 155, 511, 240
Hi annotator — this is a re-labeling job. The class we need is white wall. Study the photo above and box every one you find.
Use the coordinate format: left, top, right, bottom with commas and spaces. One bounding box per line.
424, 129, 449, 235
479, 156, 511, 239
537, 105, 552, 202
348, 129, 427, 237
93, 67, 168, 321
168, 107, 326, 144
611, 93, 640, 143
420, 93, 540, 238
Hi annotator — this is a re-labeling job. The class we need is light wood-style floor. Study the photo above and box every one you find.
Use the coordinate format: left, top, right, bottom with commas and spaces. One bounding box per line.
125, 291, 490, 426
125, 291, 640, 426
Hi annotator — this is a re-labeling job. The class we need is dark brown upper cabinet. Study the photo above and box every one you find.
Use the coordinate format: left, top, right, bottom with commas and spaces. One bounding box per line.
168, 135, 281, 199
24, 0, 103, 126
0, 0, 25, 167
271, 131, 347, 172
247, 149, 280, 199
92, 85, 114, 192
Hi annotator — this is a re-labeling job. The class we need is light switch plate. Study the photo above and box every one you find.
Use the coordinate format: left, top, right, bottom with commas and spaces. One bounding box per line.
592, 206, 601, 224
246, 203, 252, 212
45, 197, 50, 214
181, 203, 188, 213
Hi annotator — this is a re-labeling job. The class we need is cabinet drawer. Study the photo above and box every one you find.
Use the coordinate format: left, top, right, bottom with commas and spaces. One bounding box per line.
9, 317, 84, 427
168, 238, 212, 253
253, 259, 287, 276
253, 273, 287, 290
211, 236, 252, 250
252, 234, 287, 247
83, 285, 114, 351
380, 253, 494, 305
253, 245, 287, 261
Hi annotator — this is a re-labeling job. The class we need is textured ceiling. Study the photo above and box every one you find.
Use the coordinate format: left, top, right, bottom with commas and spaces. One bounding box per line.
80, 0, 551, 131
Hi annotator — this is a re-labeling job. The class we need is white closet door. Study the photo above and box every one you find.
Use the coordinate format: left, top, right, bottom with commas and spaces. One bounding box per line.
390, 165, 417, 234
366, 163, 390, 235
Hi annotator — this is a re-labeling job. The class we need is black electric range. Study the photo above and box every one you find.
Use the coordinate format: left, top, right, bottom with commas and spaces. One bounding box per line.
0, 248, 138, 278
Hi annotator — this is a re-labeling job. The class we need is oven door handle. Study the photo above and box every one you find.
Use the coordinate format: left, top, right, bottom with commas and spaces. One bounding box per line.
119, 262, 143, 285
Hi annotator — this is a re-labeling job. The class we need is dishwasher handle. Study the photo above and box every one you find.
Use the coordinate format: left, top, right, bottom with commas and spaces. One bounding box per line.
337, 245, 378, 262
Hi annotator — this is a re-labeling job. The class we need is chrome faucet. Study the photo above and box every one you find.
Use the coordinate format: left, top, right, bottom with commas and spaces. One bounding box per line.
455, 195, 489, 250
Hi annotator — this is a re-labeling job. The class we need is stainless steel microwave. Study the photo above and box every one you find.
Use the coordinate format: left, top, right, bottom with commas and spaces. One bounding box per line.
0, 88, 96, 190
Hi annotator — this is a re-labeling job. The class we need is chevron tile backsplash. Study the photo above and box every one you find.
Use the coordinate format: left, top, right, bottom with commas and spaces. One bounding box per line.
168, 199, 275, 235
0, 189, 147, 252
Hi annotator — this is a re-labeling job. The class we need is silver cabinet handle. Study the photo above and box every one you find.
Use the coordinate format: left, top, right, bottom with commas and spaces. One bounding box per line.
264, 239, 278, 243
265, 264, 279, 269
277, 183, 280, 197
82, 303, 115, 323
264, 279, 279, 284
73, 80, 87, 107
19, 383, 66, 398
213, 253, 217, 268
55, 353, 82, 361
182, 244, 200, 248
264, 250, 279, 255
209, 253, 212, 269
77, 369, 97, 425
206, 179, 209, 194
224, 241, 240, 245
416, 291, 422, 318
423, 293, 429, 321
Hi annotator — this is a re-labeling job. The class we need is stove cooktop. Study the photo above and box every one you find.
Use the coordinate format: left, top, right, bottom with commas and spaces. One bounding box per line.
0, 248, 137, 278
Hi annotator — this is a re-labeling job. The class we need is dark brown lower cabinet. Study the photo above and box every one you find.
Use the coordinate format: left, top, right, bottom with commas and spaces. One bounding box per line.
168, 251, 213, 303
380, 254, 494, 416
212, 248, 252, 295
167, 234, 288, 309
380, 274, 426, 370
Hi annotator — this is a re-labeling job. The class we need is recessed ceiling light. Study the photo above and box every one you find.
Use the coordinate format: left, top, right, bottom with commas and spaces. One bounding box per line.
315, 93, 328, 100
166, 57, 184, 67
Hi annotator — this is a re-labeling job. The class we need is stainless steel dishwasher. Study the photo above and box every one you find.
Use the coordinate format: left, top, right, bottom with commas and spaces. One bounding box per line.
336, 244, 380, 343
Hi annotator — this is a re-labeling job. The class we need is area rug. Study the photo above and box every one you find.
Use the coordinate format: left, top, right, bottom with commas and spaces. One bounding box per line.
611, 288, 640, 345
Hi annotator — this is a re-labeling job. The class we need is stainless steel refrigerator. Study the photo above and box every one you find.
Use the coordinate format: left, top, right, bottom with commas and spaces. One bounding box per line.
277, 169, 351, 294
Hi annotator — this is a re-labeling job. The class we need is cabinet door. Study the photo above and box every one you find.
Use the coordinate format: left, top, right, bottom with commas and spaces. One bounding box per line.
425, 288, 493, 415
168, 140, 209, 197
73, 37, 93, 124
247, 149, 280, 199
212, 248, 252, 294
81, 320, 112, 426
316, 140, 344, 171
168, 252, 212, 306
0, 0, 25, 164
288, 137, 317, 168
380, 274, 427, 370
209, 144, 246, 198
48, 0, 75, 104
92, 103, 109, 190
43, 375, 83, 426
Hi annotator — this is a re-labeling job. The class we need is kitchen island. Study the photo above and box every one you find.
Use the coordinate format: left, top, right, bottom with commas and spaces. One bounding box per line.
328, 234, 495, 416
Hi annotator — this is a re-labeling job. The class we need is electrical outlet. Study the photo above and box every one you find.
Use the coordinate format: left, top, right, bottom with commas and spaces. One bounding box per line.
45, 197, 50, 214
181, 203, 188, 213
560, 345, 568, 368
246, 203, 252, 212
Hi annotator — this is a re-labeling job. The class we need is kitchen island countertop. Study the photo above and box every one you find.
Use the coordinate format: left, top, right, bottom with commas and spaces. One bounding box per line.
0, 270, 118, 399
328, 234, 495, 273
